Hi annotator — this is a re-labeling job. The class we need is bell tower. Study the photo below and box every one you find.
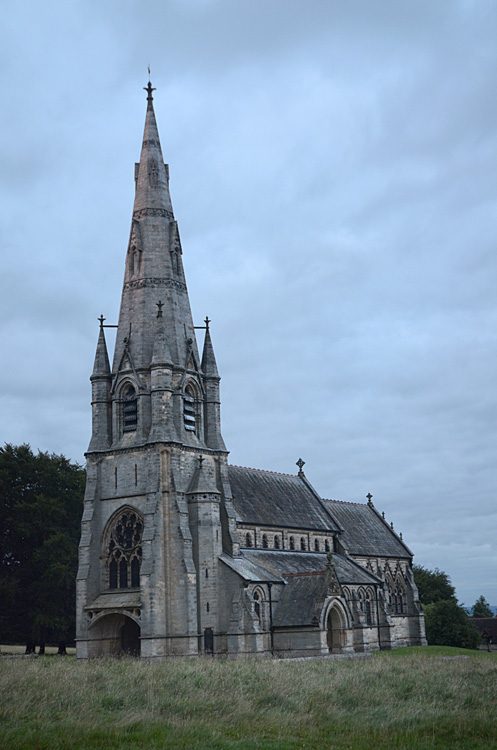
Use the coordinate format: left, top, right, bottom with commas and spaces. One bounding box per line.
76, 80, 239, 659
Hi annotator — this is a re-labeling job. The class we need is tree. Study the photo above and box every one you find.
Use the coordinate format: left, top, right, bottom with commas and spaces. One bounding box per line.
423, 599, 481, 649
472, 595, 493, 618
0, 444, 85, 651
413, 565, 456, 605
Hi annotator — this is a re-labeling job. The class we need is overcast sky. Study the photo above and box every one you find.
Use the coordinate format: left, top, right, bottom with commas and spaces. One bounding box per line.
1, 0, 496, 605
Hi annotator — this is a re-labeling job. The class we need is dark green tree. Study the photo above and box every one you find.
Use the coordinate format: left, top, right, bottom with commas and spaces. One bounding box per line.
0, 444, 85, 652
413, 565, 456, 605
471, 595, 493, 618
423, 599, 481, 649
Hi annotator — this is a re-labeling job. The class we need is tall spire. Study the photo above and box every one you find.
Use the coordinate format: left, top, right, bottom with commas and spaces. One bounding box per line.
112, 80, 199, 376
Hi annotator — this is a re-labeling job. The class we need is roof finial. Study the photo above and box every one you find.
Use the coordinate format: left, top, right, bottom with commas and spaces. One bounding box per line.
296, 458, 305, 477
366, 492, 373, 506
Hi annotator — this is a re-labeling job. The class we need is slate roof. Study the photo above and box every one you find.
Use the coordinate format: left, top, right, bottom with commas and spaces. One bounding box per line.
228, 465, 339, 532
324, 500, 412, 558
273, 572, 327, 628
239, 550, 380, 586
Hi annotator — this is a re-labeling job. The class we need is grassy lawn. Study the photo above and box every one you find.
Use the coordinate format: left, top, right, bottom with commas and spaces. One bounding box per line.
1, 647, 496, 749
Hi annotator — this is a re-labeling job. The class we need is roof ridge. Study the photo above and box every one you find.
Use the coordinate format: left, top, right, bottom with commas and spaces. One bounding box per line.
323, 498, 367, 507
229, 463, 297, 479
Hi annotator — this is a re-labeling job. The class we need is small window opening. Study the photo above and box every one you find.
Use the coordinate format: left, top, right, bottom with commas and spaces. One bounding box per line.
205, 568, 209, 579
183, 386, 196, 432
325, 539, 330, 552
262, 534, 268, 549
206, 602, 210, 612
314, 539, 320, 552
123, 385, 138, 432
114, 467, 117, 489
245, 533, 252, 548
274, 536, 280, 549
300, 537, 306, 551
289, 536, 295, 551
134, 464, 138, 486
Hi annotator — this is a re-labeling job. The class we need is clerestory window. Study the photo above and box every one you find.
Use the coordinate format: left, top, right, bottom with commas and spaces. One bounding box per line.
106, 508, 143, 589
122, 385, 138, 432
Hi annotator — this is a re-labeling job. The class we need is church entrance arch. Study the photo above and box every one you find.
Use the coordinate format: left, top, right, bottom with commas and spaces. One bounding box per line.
326, 604, 346, 654
88, 613, 141, 657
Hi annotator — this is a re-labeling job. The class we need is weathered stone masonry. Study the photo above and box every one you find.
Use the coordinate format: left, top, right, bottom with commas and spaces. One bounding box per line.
76, 81, 426, 658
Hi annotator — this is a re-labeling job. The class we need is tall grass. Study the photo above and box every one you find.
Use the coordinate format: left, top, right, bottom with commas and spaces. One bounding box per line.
1, 648, 496, 749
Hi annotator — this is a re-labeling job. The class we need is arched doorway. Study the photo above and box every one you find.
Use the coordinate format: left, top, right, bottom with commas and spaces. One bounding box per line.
121, 617, 140, 656
326, 605, 345, 654
88, 613, 141, 657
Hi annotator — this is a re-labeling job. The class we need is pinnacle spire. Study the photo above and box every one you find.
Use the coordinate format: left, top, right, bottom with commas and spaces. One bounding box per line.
201, 321, 220, 378
91, 324, 111, 379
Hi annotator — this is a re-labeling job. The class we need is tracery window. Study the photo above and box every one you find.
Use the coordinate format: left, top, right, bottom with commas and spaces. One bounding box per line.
122, 385, 138, 432
106, 508, 143, 589
183, 385, 196, 433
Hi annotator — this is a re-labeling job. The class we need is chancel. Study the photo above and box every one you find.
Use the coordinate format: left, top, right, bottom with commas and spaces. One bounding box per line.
76, 81, 426, 658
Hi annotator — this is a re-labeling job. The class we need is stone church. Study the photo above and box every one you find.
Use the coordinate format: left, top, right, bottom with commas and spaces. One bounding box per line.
76, 82, 426, 658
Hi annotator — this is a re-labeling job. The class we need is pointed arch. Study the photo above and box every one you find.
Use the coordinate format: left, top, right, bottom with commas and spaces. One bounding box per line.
103, 506, 144, 590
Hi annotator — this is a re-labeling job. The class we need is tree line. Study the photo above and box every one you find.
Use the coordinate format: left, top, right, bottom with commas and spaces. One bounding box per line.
0, 444, 84, 653
413, 565, 491, 649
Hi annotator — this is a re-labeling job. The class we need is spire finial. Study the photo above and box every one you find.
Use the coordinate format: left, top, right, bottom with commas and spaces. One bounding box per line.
144, 69, 156, 103
98, 314, 106, 329
204, 316, 211, 330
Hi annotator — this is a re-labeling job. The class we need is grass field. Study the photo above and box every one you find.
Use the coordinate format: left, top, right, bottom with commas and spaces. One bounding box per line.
1, 647, 496, 749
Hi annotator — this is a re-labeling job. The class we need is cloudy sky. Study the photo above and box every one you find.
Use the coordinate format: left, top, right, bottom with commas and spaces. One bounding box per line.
1, 0, 496, 605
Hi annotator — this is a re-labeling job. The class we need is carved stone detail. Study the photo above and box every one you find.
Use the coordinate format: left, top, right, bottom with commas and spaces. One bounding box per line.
132, 208, 173, 220
123, 278, 187, 293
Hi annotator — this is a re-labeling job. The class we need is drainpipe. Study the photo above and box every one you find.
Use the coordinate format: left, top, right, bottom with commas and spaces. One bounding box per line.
267, 582, 274, 656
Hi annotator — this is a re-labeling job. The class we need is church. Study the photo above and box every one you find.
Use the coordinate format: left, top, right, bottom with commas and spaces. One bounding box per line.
76, 82, 426, 658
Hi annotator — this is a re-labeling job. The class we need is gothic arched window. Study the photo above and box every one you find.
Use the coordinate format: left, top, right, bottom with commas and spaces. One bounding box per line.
122, 385, 138, 432
105, 508, 143, 590
183, 385, 197, 433
314, 539, 320, 552
245, 532, 253, 548
300, 537, 306, 551
253, 589, 261, 620
262, 534, 268, 549
289, 536, 295, 550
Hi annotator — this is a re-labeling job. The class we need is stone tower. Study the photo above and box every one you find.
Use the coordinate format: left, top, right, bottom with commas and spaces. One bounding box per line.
76, 81, 239, 658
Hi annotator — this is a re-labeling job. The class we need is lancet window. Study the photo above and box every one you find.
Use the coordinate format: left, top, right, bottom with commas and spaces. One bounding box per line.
106, 508, 143, 590
183, 385, 197, 432
122, 385, 138, 432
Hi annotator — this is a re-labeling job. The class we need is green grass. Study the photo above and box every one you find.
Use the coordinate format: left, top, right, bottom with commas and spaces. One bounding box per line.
1, 647, 496, 749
